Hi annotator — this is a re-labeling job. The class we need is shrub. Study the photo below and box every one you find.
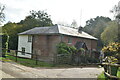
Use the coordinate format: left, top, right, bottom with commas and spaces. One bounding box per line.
102, 42, 120, 64
102, 42, 120, 56
56, 42, 76, 64
56, 42, 99, 65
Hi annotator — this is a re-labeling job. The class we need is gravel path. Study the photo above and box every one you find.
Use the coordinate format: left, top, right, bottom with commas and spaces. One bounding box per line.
0, 70, 14, 78
1, 61, 104, 78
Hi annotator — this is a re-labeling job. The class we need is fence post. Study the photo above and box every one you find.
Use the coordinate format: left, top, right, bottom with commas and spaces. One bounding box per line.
15, 50, 17, 62
35, 54, 38, 65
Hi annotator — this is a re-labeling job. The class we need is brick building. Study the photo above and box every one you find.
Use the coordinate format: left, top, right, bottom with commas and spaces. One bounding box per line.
18, 25, 98, 62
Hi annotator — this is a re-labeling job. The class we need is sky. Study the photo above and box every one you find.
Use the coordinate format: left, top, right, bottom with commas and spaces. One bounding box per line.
0, 0, 120, 27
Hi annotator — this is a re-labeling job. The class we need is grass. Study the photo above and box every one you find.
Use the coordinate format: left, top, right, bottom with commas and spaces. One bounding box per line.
97, 72, 106, 80
2, 54, 101, 68
3, 55, 54, 67
3, 55, 79, 68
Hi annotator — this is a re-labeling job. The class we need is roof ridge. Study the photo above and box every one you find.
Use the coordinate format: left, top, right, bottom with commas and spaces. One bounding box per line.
58, 24, 78, 30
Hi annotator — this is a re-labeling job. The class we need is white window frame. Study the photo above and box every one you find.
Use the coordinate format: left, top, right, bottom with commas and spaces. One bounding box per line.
28, 35, 32, 42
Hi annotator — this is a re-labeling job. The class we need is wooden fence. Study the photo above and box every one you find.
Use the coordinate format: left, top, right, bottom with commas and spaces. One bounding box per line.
102, 63, 120, 80
2, 48, 39, 65
2, 48, 101, 66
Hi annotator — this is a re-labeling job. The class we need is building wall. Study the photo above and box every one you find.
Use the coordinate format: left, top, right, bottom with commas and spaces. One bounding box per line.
17, 35, 32, 58
32, 34, 97, 62
60, 35, 97, 50
32, 35, 61, 62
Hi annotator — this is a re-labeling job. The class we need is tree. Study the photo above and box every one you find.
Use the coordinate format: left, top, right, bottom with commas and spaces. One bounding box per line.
71, 20, 78, 28
110, 1, 120, 19
19, 10, 53, 31
0, 4, 5, 24
110, 1, 120, 42
2, 22, 23, 49
101, 21, 118, 45
84, 16, 111, 37
57, 21, 70, 27
83, 16, 111, 48
0, 4, 5, 56
2, 10, 53, 50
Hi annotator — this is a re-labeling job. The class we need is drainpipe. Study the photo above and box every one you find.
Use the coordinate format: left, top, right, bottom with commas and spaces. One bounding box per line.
91, 40, 92, 57
31, 35, 34, 59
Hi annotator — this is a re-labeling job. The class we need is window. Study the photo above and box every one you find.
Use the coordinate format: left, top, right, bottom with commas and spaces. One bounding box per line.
28, 35, 32, 42
21, 47, 25, 55
60, 35, 64, 42
68, 37, 72, 43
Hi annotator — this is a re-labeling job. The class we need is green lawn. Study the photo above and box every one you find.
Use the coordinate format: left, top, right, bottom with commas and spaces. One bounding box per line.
2, 55, 54, 67
2, 55, 79, 68
2, 55, 100, 68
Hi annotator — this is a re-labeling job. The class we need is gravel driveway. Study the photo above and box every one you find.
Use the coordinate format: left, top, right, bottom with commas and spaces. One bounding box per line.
0, 70, 14, 78
1, 61, 104, 78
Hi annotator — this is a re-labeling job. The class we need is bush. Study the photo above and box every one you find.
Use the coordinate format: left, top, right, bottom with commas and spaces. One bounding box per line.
56, 42, 99, 65
56, 42, 76, 64
102, 42, 120, 56
102, 42, 120, 64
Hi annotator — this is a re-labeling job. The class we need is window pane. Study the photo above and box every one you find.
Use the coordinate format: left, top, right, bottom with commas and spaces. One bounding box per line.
28, 35, 32, 42
61, 35, 64, 42
68, 37, 72, 43
21, 47, 25, 55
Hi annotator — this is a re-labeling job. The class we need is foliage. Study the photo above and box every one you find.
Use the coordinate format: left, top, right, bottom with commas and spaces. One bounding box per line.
57, 42, 76, 55
102, 42, 120, 56
103, 56, 118, 64
75, 55, 99, 64
76, 54, 99, 64
110, 1, 120, 43
0, 4, 5, 24
97, 68, 120, 79
117, 68, 120, 77
97, 72, 106, 80
56, 42, 99, 64
84, 16, 111, 38
102, 42, 120, 63
110, 1, 120, 19
19, 10, 53, 30
2, 10, 53, 50
56, 42, 76, 64
2, 22, 23, 49
101, 21, 119, 44
71, 20, 78, 28
83, 16, 111, 48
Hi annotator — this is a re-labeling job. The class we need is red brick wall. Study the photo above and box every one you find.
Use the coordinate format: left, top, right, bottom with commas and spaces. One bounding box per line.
60, 35, 97, 50
33, 35, 61, 62
32, 34, 97, 62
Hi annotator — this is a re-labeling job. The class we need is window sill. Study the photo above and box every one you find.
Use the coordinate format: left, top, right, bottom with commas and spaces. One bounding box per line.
28, 41, 32, 43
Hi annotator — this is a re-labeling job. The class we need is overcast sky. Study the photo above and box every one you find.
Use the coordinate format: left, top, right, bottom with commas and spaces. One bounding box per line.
1, 0, 120, 26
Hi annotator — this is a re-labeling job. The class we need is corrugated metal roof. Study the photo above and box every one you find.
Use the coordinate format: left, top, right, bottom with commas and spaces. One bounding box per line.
19, 25, 59, 35
19, 25, 98, 40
